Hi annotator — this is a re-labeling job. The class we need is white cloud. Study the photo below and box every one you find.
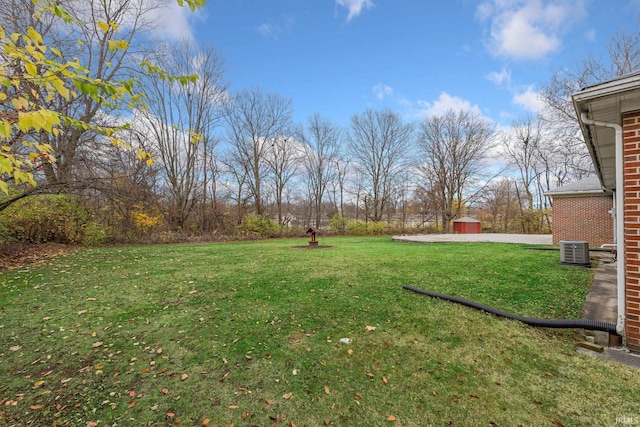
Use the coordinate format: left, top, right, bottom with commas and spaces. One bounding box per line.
403, 92, 483, 120
513, 86, 545, 113
256, 15, 296, 39
373, 83, 393, 100
486, 68, 512, 87
477, 0, 586, 60
585, 28, 596, 42
426, 92, 483, 117
149, 1, 199, 40
257, 23, 275, 37
336, 0, 374, 22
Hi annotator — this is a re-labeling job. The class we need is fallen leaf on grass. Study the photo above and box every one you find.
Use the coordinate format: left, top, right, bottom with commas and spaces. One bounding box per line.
77, 310, 87, 315
347, 349, 354, 355
387, 415, 397, 421
167, 412, 175, 418
87, 298, 97, 301
283, 392, 293, 400
242, 411, 248, 419
365, 326, 376, 331
228, 405, 238, 409
551, 420, 565, 427
30, 404, 42, 410
128, 400, 136, 408
324, 385, 330, 394
160, 388, 169, 395
9, 345, 21, 352
202, 419, 210, 426
33, 380, 45, 388
181, 374, 189, 381
92, 342, 103, 348
324, 419, 331, 425
382, 377, 388, 384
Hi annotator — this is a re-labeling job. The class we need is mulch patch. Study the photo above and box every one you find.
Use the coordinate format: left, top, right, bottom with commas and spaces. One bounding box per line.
0, 243, 76, 273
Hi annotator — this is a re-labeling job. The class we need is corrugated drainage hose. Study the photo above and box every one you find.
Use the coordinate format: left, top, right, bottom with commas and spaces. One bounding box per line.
402, 285, 618, 335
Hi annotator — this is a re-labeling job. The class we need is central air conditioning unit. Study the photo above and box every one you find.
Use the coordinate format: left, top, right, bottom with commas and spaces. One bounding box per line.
560, 241, 590, 267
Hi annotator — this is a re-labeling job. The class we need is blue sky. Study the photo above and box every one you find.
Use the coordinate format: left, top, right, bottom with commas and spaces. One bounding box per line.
157, 0, 639, 128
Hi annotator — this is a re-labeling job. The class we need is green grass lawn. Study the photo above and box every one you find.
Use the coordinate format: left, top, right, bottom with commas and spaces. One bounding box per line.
1, 236, 639, 426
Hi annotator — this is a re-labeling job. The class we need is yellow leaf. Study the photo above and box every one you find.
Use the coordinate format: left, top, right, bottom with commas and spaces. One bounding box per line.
26, 27, 43, 44
107, 39, 128, 52
12, 97, 29, 111
51, 77, 70, 100
24, 61, 37, 77
96, 21, 110, 33
33, 380, 45, 387
18, 112, 32, 133
0, 120, 11, 140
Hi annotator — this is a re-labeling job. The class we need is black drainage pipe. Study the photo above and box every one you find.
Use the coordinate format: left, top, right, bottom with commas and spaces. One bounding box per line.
402, 285, 619, 335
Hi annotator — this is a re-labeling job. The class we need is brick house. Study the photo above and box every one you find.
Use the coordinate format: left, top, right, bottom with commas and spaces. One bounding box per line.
573, 71, 640, 351
544, 176, 614, 248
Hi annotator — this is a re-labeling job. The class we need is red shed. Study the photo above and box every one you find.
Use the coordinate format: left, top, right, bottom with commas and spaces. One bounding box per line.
453, 217, 481, 234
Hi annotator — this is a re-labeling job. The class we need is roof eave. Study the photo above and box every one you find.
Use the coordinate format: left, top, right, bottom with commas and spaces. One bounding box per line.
572, 73, 640, 190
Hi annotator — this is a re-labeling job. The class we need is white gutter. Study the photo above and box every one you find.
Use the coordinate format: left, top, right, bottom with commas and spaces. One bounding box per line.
580, 112, 625, 335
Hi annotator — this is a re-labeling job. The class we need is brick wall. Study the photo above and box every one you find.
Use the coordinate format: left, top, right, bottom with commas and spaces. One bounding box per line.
551, 195, 613, 248
623, 111, 640, 352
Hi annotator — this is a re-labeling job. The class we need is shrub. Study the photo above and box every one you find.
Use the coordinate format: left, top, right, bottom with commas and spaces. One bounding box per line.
367, 221, 388, 235
346, 219, 368, 236
237, 214, 279, 238
0, 194, 104, 245
82, 222, 110, 246
329, 214, 347, 234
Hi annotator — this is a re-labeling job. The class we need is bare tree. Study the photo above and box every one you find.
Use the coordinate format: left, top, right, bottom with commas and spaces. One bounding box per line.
479, 178, 516, 233
539, 27, 640, 180
331, 158, 350, 220
417, 109, 495, 233
300, 114, 342, 228
264, 136, 302, 229
223, 88, 293, 217
138, 41, 227, 231
0, 0, 160, 190
346, 109, 414, 222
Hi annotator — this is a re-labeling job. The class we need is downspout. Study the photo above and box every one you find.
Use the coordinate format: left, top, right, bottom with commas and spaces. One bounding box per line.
580, 112, 625, 336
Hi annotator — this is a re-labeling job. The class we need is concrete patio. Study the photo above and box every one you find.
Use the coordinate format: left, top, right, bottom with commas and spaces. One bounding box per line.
392, 233, 553, 245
